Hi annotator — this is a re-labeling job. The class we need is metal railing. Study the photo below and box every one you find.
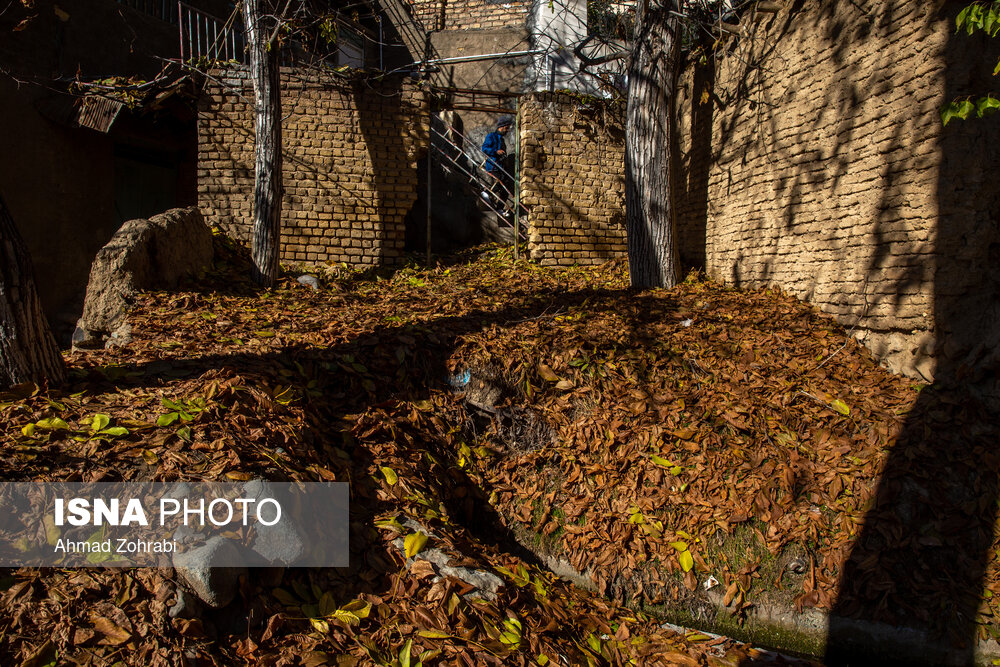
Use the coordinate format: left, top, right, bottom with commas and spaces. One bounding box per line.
117, 0, 179, 25
177, 2, 246, 64
430, 121, 517, 225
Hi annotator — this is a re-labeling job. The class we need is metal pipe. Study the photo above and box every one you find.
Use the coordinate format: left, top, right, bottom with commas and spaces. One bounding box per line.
445, 104, 516, 114
513, 96, 520, 261
426, 106, 432, 265
177, 0, 184, 59
408, 49, 545, 69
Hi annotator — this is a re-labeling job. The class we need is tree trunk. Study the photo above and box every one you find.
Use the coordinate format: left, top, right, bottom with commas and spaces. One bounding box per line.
0, 195, 67, 388
625, 0, 681, 289
243, 0, 282, 287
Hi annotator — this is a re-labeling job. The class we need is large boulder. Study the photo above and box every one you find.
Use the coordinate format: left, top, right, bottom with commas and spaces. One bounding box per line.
74, 207, 213, 348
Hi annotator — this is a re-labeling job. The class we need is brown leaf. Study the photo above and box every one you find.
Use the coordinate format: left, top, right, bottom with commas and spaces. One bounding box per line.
91, 615, 131, 645
657, 651, 701, 667
260, 613, 284, 642
19, 640, 55, 667
72, 628, 96, 645
171, 617, 206, 638
301, 651, 335, 666
410, 559, 436, 579
683, 569, 698, 592
722, 582, 739, 607
537, 363, 560, 382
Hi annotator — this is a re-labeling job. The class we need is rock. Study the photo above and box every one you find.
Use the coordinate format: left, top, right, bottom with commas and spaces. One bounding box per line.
438, 563, 503, 600
105, 323, 132, 349
71, 326, 89, 347
250, 518, 306, 566
297, 274, 320, 290
172, 524, 203, 545
243, 479, 307, 565
168, 481, 193, 500
168, 588, 204, 619
390, 522, 503, 601
172, 536, 246, 608
74, 207, 213, 349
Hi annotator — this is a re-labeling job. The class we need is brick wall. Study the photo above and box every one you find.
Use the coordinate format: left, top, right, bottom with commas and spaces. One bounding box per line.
198, 69, 426, 266
519, 93, 627, 266
674, 0, 1000, 381
408, 0, 529, 31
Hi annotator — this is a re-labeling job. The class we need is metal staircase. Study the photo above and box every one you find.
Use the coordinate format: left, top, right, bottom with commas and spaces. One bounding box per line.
430, 116, 523, 244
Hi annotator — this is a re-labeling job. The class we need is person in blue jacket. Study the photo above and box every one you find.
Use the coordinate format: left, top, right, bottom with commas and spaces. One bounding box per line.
481, 116, 513, 210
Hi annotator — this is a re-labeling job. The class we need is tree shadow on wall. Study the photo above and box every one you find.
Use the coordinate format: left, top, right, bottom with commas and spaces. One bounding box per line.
825, 3, 1000, 665
352, 77, 420, 267
673, 1, 1000, 663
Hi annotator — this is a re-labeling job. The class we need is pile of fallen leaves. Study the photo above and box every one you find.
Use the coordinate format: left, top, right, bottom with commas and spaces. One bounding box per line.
0, 239, 993, 664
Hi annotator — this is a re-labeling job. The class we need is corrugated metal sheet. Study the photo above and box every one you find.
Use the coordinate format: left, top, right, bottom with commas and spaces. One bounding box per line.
76, 95, 123, 133
35, 93, 124, 133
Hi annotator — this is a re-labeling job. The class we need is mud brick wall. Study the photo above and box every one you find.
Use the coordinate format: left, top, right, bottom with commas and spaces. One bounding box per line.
408, 0, 529, 31
198, 69, 425, 266
675, 1, 1000, 382
519, 93, 627, 266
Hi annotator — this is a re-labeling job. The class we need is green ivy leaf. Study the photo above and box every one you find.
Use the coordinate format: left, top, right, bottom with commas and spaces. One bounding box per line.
957, 99, 976, 119
156, 412, 179, 427
978, 95, 1000, 117
957, 4, 972, 31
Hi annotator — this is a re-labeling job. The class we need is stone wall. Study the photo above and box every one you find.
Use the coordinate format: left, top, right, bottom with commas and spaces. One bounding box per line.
518, 93, 627, 266
408, 0, 529, 31
198, 70, 426, 266
674, 0, 1000, 381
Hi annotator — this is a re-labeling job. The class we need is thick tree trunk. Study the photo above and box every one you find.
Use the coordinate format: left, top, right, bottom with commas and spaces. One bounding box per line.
243, 0, 282, 287
625, 0, 681, 289
0, 195, 67, 388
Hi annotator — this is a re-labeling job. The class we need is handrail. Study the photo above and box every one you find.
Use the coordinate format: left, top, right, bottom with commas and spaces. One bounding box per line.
431, 124, 515, 221
430, 127, 515, 201
433, 119, 518, 185
117, 0, 178, 25
178, 1, 245, 64
430, 143, 514, 226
